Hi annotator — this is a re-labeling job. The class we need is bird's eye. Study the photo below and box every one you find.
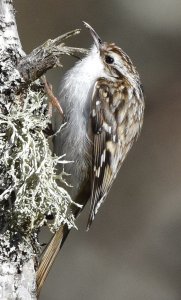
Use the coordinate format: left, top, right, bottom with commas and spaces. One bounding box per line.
105, 55, 114, 64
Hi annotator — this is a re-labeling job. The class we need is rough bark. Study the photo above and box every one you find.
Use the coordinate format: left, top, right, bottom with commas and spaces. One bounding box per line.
17, 32, 87, 88
0, 1, 86, 299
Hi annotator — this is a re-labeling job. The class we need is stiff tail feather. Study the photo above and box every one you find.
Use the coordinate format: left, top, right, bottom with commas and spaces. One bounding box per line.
36, 180, 90, 297
36, 226, 67, 297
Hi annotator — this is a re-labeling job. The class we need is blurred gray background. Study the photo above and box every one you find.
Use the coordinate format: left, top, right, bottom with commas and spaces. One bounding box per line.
15, 1, 181, 299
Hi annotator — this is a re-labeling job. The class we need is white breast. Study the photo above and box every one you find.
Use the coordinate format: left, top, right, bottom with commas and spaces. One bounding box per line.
54, 46, 105, 189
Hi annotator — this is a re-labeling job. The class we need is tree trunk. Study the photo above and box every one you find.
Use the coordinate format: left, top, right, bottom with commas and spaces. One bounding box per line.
0, 1, 86, 298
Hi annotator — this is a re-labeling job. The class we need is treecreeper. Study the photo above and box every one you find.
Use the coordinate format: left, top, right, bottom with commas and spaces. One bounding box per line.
37, 22, 145, 294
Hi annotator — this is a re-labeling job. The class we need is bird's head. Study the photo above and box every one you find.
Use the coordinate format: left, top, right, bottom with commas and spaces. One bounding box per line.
83, 22, 139, 85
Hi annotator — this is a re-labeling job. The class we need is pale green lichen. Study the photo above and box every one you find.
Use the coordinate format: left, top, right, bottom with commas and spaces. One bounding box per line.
0, 89, 78, 235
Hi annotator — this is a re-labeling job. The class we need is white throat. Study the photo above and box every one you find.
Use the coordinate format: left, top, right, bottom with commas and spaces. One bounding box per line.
61, 45, 105, 101
56, 46, 105, 187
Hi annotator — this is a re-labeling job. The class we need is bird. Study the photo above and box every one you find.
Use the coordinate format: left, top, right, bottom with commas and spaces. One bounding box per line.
37, 22, 144, 294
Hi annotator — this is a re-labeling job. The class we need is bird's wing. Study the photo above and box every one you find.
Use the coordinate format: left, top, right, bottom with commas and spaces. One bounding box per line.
87, 78, 129, 230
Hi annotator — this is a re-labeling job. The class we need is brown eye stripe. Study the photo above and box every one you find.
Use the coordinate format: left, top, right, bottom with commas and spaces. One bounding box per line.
103, 43, 139, 76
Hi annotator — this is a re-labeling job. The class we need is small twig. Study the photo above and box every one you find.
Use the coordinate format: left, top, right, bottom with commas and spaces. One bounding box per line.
17, 29, 88, 89
53, 29, 80, 44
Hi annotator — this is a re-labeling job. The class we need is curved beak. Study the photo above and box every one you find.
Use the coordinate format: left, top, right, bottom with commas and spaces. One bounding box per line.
83, 21, 102, 50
